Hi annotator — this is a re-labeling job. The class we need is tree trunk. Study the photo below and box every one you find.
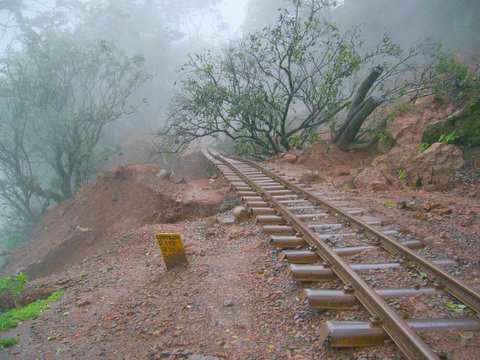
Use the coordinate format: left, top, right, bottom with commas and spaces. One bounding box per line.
332, 66, 383, 144
336, 96, 383, 149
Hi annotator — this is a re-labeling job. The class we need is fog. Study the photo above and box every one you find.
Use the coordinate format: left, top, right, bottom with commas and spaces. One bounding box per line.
0, 0, 478, 260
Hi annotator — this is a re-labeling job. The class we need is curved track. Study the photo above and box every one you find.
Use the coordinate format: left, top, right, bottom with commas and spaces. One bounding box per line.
204, 149, 480, 360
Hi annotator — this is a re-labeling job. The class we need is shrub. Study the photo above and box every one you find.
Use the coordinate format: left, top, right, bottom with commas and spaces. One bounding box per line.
0, 274, 28, 308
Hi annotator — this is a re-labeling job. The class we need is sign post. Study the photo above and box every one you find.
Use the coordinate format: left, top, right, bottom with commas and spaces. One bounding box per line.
155, 233, 188, 270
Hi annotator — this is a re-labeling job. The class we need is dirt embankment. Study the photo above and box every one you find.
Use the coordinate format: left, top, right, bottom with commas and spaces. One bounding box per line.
2, 164, 230, 279
0, 98, 478, 359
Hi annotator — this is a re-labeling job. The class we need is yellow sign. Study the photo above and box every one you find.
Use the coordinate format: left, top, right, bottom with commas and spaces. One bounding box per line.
155, 233, 188, 270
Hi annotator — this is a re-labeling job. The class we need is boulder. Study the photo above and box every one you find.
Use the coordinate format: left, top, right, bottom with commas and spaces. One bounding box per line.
406, 142, 464, 189
354, 165, 392, 190
233, 206, 249, 222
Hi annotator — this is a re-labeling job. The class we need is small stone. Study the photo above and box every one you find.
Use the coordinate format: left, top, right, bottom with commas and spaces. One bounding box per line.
396, 201, 407, 210
406, 201, 418, 210
372, 182, 388, 191
76, 300, 91, 308
224, 299, 233, 307
413, 211, 428, 221
282, 153, 297, 163
209, 178, 215, 185
335, 170, 351, 176
433, 207, 452, 216
188, 356, 220, 360
217, 216, 235, 225
157, 169, 171, 179
174, 178, 186, 184
233, 206, 249, 221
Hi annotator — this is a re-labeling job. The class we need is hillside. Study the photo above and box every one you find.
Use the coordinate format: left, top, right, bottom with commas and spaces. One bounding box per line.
0, 99, 479, 359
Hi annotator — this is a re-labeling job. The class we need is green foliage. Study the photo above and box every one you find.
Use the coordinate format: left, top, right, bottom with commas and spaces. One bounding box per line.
0, 289, 65, 330
160, 1, 439, 156
0, 337, 17, 349
0, 274, 28, 308
397, 102, 412, 113
288, 134, 302, 149
435, 57, 475, 103
421, 99, 480, 148
378, 132, 395, 151
438, 130, 458, 144
0, 28, 149, 231
205, 166, 216, 178
413, 271, 429, 280
445, 300, 468, 313
397, 168, 407, 181
383, 199, 396, 208
307, 131, 320, 143
339, 181, 355, 191
417, 142, 430, 153
2, 234, 23, 252
421, 119, 455, 146
455, 99, 480, 147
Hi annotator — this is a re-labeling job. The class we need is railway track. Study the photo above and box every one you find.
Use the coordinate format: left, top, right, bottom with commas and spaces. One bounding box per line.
203, 149, 480, 360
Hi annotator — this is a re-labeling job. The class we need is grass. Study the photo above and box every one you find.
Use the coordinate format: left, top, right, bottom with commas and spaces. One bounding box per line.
0, 337, 17, 349
0, 289, 65, 330
384, 199, 396, 208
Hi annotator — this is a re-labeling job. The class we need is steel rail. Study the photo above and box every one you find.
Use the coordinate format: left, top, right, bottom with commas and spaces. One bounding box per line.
212, 153, 440, 360
238, 158, 480, 314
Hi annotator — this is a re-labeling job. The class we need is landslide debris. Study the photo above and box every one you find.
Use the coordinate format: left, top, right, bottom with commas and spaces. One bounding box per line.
2, 164, 228, 279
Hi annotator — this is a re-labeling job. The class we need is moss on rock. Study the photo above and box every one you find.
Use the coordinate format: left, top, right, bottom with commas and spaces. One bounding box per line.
455, 100, 480, 146
421, 99, 480, 147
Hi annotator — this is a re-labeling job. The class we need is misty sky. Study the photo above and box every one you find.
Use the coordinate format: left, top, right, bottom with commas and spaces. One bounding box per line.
191, 0, 250, 41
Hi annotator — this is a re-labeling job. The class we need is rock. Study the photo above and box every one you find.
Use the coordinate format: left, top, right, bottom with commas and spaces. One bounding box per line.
174, 178, 186, 184
371, 182, 388, 191
354, 161, 395, 190
421, 202, 441, 212
217, 215, 235, 225
413, 211, 428, 221
188, 356, 220, 360
157, 169, 171, 179
76, 300, 91, 308
406, 143, 464, 190
406, 201, 420, 211
208, 178, 215, 186
396, 201, 407, 210
432, 207, 452, 216
233, 206, 249, 221
223, 299, 233, 307
282, 153, 297, 163
76, 226, 93, 233
335, 170, 351, 176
